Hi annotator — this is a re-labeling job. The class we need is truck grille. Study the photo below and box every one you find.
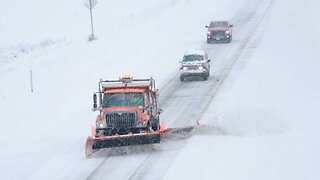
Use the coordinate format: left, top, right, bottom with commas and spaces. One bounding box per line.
105, 111, 136, 128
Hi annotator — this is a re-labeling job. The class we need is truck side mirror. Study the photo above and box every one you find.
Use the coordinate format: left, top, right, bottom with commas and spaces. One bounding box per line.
229, 25, 233, 27
93, 93, 97, 109
207, 59, 211, 62
205, 25, 209, 28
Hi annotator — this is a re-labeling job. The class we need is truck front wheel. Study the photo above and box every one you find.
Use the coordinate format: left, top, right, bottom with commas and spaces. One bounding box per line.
151, 118, 160, 131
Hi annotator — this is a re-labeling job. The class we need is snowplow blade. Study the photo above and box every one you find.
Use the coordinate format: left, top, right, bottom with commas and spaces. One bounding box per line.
164, 126, 197, 134
92, 133, 160, 149
85, 133, 160, 158
160, 120, 199, 136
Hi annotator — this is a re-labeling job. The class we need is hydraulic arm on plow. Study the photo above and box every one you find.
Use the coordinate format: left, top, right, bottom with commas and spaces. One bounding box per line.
85, 75, 198, 158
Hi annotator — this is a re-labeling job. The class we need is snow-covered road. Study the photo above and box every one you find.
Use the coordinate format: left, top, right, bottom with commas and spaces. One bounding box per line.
1, 0, 320, 179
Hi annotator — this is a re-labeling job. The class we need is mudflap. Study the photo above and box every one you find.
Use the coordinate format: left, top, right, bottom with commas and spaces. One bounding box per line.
92, 133, 160, 150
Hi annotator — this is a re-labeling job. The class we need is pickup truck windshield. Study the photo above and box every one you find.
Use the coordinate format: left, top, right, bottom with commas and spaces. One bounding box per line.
102, 92, 144, 107
210, 21, 228, 27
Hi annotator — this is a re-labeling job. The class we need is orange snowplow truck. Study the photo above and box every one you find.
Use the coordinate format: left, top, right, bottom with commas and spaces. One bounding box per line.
85, 75, 163, 157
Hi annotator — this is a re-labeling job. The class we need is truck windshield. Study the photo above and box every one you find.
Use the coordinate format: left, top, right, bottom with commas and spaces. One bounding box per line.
183, 54, 204, 62
102, 92, 144, 107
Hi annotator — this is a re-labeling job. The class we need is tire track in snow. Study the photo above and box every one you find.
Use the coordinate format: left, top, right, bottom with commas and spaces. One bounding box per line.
197, 0, 275, 124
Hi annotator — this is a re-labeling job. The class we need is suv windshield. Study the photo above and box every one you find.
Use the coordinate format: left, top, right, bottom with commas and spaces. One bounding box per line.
210, 21, 228, 27
102, 92, 144, 107
183, 54, 204, 62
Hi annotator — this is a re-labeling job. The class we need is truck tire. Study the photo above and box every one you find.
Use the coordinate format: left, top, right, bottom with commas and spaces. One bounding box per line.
151, 118, 160, 131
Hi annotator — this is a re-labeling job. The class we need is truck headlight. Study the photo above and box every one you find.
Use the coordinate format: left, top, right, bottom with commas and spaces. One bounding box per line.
183, 67, 188, 70
207, 31, 211, 35
198, 66, 204, 70
137, 122, 145, 127
97, 122, 104, 128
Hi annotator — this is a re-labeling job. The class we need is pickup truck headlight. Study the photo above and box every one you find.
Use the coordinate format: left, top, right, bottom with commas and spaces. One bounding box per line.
198, 66, 204, 70
183, 67, 188, 70
225, 30, 230, 34
207, 31, 211, 35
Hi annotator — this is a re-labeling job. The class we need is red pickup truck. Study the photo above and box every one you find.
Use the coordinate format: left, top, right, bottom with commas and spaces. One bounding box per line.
205, 21, 233, 43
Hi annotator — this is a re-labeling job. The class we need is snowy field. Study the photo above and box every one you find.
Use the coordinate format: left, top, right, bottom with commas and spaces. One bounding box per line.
1, 0, 320, 180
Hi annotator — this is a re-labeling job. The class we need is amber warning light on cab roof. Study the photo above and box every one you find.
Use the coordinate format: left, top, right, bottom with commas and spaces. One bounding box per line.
120, 74, 133, 83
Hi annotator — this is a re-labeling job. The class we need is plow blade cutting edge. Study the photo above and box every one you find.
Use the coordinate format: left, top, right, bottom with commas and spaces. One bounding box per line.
93, 133, 160, 149
85, 121, 199, 158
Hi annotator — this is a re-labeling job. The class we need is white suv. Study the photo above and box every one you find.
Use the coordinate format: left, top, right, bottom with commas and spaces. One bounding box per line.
179, 50, 211, 81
